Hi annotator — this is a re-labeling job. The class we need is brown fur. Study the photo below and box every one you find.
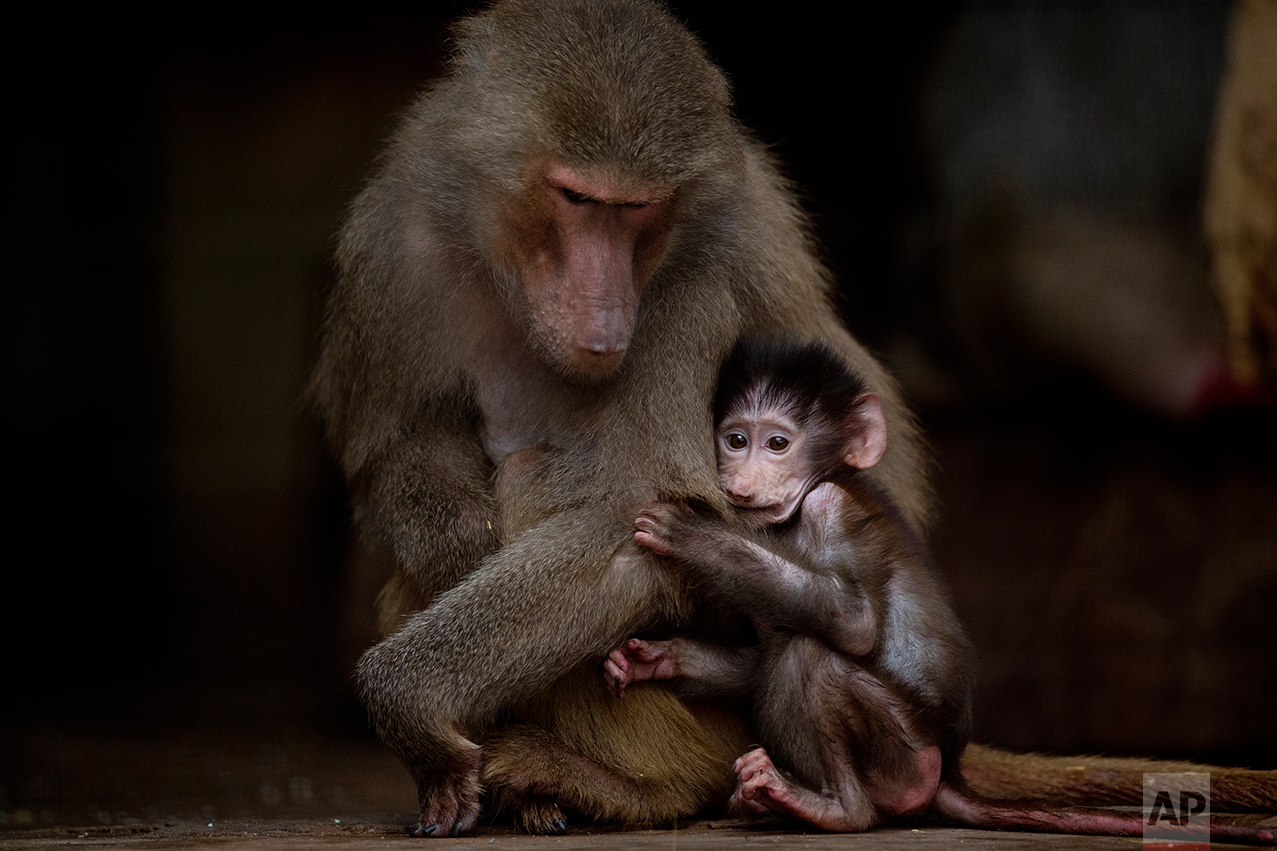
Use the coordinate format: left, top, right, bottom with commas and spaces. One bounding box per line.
963, 744, 1277, 812
486, 669, 753, 827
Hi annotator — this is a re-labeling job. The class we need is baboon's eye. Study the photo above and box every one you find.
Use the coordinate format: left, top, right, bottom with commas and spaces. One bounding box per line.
766, 435, 789, 452
726, 433, 747, 450
561, 188, 592, 204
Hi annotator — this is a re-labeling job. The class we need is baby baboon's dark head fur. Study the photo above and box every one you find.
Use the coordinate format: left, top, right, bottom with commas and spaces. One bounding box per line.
713, 338, 868, 429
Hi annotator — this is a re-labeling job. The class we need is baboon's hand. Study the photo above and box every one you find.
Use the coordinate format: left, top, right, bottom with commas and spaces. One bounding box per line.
634, 501, 700, 557
410, 751, 482, 838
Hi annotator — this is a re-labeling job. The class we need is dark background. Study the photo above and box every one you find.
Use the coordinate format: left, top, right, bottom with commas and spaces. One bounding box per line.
3, 1, 1274, 827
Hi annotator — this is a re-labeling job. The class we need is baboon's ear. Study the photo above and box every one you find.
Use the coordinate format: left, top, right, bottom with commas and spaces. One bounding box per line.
843, 393, 886, 470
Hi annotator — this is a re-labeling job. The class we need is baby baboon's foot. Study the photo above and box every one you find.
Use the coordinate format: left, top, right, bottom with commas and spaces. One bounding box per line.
731, 747, 868, 832
730, 747, 805, 819
603, 638, 675, 697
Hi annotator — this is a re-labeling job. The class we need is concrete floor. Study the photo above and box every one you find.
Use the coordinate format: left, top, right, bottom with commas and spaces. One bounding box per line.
0, 820, 1223, 850
3, 716, 1273, 851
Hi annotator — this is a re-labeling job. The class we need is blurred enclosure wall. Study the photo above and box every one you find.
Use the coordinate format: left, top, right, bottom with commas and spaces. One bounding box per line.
3, 1, 1273, 765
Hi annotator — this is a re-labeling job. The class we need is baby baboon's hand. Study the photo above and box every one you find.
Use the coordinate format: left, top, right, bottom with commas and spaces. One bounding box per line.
634, 501, 701, 557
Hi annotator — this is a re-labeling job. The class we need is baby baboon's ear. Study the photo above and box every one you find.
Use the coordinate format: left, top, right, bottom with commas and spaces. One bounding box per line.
843, 393, 886, 470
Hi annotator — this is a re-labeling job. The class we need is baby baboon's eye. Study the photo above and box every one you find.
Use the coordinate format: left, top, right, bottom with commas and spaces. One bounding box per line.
766, 435, 789, 452
726, 433, 747, 450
